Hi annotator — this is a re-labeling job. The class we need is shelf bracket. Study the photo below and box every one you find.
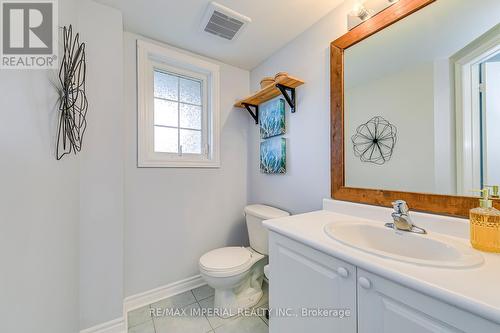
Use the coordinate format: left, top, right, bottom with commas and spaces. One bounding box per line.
242, 103, 259, 124
276, 84, 296, 113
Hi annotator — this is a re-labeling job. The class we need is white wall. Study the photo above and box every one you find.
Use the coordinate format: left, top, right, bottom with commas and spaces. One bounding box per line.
433, 59, 456, 195
123, 32, 250, 297
0, 1, 80, 333
248, 0, 357, 214
77, 0, 124, 329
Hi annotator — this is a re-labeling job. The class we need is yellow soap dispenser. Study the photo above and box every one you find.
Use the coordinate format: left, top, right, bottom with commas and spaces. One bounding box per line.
470, 188, 500, 252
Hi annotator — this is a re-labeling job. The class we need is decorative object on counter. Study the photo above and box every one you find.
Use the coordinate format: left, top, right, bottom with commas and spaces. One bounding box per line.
352, 116, 397, 165
260, 137, 286, 174
470, 188, 500, 253
260, 98, 285, 139
235, 74, 304, 124
260, 77, 275, 89
56, 25, 88, 160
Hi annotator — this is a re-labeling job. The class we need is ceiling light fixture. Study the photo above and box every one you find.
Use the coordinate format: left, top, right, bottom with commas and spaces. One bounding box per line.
348, 0, 400, 30
352, 4, 372, 21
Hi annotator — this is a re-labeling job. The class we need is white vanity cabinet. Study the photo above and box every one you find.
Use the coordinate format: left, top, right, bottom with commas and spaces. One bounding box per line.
357, 269, 499, 333
269, 231, 500, 333
268, 232, 357, 333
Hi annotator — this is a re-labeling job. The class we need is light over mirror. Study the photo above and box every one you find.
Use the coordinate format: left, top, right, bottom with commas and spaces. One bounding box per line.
343, 0, 500, 197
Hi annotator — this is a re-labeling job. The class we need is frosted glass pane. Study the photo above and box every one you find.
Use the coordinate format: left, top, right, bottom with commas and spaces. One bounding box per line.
180, 129, 201, 154
154, 126, 178, 153
180, 103, 201, 130
154, 71, 178, 100
180, 78, 201, 105
154, 99, 178, 127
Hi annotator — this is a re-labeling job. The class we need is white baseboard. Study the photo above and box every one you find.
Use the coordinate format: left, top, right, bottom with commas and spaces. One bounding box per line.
124, 274, 206, 313
80, 317, 125, 333
80, 274, 206, 333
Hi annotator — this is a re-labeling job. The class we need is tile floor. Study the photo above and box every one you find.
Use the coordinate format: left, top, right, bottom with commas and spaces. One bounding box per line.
127, 283, 269, 333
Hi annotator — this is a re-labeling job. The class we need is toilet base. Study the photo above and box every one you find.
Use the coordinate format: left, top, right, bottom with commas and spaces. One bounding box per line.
206, 258, 266, 319
214, 287, 263, 318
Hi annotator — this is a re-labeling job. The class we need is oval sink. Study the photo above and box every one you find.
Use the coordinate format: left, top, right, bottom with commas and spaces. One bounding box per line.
324, 222, 483, 268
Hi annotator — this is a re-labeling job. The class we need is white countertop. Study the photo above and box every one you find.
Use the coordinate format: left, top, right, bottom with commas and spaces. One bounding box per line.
263, 200, 500, 324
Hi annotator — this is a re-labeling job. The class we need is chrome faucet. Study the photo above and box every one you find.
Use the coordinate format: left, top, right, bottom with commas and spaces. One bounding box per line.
385, 200, 426, 234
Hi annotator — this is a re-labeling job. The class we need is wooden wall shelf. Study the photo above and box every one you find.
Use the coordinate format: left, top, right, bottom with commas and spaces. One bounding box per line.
235, 75, 305, 124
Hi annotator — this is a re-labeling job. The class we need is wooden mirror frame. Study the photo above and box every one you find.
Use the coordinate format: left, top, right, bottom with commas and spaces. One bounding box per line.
330, 0, 500, 217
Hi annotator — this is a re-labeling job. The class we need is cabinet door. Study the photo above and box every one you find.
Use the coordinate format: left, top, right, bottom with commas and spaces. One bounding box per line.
357, 269, 500, 333
269, 232, 357, 333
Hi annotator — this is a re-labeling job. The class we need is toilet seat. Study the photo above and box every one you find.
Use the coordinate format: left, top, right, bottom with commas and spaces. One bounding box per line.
199, 247, 260, 278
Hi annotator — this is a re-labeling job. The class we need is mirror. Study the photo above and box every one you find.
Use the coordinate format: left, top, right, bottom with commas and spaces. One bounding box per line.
343, 0, 500, 197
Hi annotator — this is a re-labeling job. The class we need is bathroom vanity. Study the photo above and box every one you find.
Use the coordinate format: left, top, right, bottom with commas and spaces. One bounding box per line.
264, 200, 500, 333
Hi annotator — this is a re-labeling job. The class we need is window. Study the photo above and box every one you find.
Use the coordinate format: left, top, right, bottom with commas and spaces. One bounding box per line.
153, 70, 204, 155
137, 40, 220, 167
454, 28, 500, 193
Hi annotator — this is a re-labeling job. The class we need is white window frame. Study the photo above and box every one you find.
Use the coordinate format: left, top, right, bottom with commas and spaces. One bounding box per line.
453, 29, 500, 194
137, 40, 220, 168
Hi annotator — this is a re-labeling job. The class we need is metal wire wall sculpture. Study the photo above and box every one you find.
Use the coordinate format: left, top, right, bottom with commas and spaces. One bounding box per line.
56, 25, 88, 160
352, 116, 397, 165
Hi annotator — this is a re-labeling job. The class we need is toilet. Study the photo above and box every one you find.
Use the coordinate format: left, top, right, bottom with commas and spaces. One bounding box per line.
199, 204, 289, 317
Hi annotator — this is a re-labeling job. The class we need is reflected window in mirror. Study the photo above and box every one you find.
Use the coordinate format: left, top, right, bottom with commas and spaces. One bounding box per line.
453, 26, 500, 194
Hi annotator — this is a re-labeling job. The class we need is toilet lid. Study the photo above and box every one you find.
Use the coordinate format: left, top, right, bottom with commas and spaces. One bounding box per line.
199, 247, 252, 272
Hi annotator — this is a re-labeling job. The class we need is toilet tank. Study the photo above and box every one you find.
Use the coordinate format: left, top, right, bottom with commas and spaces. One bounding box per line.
244, 204, 290, 255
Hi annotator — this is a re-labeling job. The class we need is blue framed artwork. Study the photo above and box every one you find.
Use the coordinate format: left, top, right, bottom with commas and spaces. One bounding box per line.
260, 137, 286, 174
260, 98, 285, 139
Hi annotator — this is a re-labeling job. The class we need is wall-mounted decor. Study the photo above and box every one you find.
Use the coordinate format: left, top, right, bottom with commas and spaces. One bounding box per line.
260, 98, 285, 139
234, 74, 304, 124
260, 137, 286, 174
56, 25, 88, 160
351, 116, 397, 165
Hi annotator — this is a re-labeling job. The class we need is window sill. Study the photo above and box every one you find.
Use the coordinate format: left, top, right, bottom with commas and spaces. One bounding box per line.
138, 158, 221, 168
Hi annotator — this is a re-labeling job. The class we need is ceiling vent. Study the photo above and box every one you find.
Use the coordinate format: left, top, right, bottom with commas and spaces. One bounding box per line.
201, 2, 252, 41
